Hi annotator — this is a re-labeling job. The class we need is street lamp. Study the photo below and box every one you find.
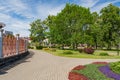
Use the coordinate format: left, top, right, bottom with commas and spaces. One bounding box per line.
0, 22, 5, 58
0, 22, 5, 29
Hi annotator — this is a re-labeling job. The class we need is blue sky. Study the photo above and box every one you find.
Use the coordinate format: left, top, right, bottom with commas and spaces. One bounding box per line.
0, 0, 120, 37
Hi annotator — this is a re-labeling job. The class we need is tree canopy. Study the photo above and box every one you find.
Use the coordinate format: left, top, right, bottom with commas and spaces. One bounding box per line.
30, 3, 120, 50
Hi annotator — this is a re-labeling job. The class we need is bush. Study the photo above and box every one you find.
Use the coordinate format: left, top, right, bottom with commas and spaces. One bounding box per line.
84, 47, 94, 54
63, 51, 73, 54
99, 52, 109, 56
43, 48, 50, 50
36, 46, 43, 49
28, 46, 34, 49
50, 48, 56, 52
78, 49, 83, 53
109, 61, 120, 74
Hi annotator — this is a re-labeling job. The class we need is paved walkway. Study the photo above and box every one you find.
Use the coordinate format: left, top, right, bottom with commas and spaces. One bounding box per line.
0, 49, 120, 80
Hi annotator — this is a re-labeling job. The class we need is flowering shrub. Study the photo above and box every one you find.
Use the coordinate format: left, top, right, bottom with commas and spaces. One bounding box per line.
99, 65, 120, 80
84, 47, 94, 54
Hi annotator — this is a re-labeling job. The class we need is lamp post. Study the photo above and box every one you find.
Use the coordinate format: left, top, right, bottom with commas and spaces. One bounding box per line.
0, 22, 5, 58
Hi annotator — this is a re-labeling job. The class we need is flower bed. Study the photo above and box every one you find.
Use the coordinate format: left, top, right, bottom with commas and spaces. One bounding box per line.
68, 72, 88, 80
92, 62, 108, 65
72, 65, 85, 70
69, 65, 89, 80
99, 65, 120, 80
68, 62, 119, 80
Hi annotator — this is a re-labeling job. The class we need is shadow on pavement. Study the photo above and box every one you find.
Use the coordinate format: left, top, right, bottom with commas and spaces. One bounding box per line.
0, 50, 34, 75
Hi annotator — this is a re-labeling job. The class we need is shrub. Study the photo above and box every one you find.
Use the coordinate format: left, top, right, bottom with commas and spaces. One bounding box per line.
43, 48, 50, 50
99, 52, 109, 56
84, 47, 94, 54
63, 51, 73, 54
28, 46, 34, 49
78, 49, 83, 53
109, 61, 120, 74
36, 46, 43, 50
50, 48, 56, 52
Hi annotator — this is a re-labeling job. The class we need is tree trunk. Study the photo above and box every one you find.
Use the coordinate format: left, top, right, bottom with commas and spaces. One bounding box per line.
107, 42, 112, 50
74, 43, 78, 50
61, 44, 64, 50
116, 45, 119, 56
95, 41, 97, 49
72, 43, 75, 50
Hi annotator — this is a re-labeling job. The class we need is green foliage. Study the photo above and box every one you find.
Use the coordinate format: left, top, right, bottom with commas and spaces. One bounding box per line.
100, 4, 120, 49
45, 3, 93, 49
43, 48, 50, 50
78, 49, 83, 53
29, 19, 46, 43
46, 49, 120, 59
31, 3, 120, 52
109, 61, 120, 74
36, 46, 43, 49
99, 52, 109, 56
63, 51, 73, 54
28, 46, 34, 49
73, 64, 111, 80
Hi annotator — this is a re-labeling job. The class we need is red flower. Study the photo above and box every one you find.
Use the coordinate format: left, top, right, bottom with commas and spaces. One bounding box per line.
72, 65, 85, 70
92, 62, 108, 64
68, 72, 88, 80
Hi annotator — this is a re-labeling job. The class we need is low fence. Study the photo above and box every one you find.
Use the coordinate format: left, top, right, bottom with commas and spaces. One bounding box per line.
0, 29, 28, 58
2, 35, 28, 58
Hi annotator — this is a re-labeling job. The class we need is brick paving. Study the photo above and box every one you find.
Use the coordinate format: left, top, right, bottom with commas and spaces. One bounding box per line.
0, 49, 120, 80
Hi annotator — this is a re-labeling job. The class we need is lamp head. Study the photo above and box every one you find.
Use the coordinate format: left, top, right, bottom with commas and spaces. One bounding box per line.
0, 22, 5, 29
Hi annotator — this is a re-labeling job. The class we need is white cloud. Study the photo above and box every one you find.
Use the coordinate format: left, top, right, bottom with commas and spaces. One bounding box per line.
0, 0, 32, 37
37, 4, 65, 20
0, 13, 30, 37
78, 0, 99, 8
91, 0, 120, 13
48, 5, 65, 15
0, 13, 11, 22
4, 21, 30, 37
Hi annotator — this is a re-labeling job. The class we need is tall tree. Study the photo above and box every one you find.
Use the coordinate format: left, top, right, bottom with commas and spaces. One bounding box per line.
100, 4, 120, 49
45, 3, 93, 49
29, 19, 45, 44
90, 12, 103, 49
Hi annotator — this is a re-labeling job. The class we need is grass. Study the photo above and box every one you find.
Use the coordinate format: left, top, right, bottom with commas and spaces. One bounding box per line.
72, 64, 113, 80
44, 49, 120, 59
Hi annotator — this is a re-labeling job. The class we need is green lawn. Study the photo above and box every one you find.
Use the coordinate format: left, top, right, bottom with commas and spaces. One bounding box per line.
43, 49, 120, 59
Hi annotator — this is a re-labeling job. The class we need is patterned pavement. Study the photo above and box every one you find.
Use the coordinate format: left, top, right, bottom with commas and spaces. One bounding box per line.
0, 49, 120, 80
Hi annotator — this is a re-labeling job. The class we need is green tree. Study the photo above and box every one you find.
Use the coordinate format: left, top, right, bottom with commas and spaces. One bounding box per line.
100, 4, 120, 50
29, 19, 45, 45
45, 3, 93, 49
90, 12, 103, 49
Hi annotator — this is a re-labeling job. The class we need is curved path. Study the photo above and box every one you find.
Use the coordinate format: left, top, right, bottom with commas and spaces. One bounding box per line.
0, 49, 120, 80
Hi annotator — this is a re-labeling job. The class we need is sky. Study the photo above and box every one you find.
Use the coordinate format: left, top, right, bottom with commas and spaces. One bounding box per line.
0, 0, 120, 37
